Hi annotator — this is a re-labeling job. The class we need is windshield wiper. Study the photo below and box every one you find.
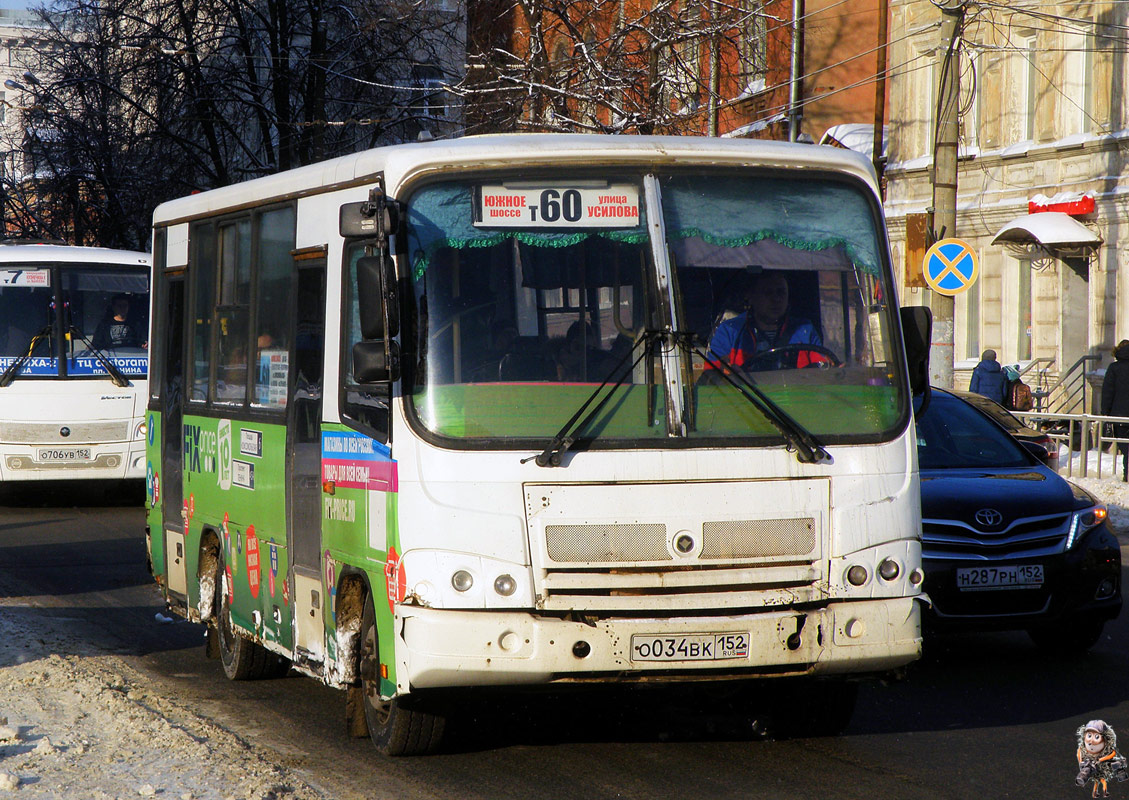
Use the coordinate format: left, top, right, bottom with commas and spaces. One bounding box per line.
523, 330, 661, 468
0, 325, 52, 387
67, 327, 130, 387
685, 338, 831, 465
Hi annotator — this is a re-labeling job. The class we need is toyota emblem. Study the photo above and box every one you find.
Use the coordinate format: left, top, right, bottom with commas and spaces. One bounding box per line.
974, 508, 1003, 527
59, 426, 71, 438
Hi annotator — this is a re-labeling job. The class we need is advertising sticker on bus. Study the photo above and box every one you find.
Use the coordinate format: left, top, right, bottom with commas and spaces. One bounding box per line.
474, 183, 640, 229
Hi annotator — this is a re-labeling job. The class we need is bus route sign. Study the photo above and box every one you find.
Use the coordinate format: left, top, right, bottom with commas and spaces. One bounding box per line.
922, 238, 979, 296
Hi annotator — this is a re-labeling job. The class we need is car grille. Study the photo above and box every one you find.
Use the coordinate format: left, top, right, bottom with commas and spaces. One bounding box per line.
921, 511, 1072, 561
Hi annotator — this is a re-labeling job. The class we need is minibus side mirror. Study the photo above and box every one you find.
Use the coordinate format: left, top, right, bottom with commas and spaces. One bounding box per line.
899, 305, 932, 397
353, 340, 400, 384
339, 190, 401, 240
356, 255, 398, 340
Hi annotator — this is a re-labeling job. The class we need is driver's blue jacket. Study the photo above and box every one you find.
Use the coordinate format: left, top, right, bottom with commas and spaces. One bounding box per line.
706, 312, 823, 370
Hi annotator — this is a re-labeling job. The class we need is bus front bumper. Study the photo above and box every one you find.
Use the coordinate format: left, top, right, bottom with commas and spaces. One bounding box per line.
394, 597, 921, 691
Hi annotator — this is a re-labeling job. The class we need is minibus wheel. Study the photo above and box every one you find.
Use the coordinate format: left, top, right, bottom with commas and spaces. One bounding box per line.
359, 594, 445, 755
216, 558, 289, 681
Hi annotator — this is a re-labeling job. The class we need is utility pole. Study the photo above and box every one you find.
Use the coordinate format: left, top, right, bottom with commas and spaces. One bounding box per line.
789, 0, 805, 142
929, 1, 965, 388
872, 0, 889, 185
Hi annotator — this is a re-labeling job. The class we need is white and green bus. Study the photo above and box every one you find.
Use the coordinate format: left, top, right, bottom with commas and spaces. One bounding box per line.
146, 134, 930, 755
0, 243, 151, 483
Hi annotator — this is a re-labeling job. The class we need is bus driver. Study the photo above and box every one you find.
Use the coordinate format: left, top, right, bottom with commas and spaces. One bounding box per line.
706, 271, 826, 372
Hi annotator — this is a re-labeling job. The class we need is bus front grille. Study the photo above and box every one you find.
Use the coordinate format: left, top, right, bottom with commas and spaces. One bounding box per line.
0, 421, 130, 444
537, 563, 822, 612
538, 517, 821, 611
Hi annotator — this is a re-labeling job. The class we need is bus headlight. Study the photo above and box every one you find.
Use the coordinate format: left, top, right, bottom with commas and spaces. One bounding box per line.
494, 574, 516, 596
846, 565, 869, 586
878, 558, 900, 581
401, 550, 533, 610
451, 570, 474, 592
134, 420, 147, 440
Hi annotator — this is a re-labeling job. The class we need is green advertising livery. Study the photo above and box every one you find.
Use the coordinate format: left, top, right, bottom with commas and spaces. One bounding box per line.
147, 134, 929, 756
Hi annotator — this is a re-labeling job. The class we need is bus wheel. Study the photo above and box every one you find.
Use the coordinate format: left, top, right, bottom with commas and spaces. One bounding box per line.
359, 595, 445, 755
216, 564, 289, 681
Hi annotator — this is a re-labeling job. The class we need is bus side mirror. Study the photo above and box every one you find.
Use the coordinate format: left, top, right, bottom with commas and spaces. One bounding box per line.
900, 305, 932, 396
356, 255, 398, 340
353, 340, 399, 384
340, 189, 401, 240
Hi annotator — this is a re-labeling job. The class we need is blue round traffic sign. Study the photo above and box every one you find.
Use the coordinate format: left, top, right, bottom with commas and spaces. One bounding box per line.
923, 238, 979, 296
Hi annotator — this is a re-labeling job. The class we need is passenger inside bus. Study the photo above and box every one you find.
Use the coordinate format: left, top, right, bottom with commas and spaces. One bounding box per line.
92, 294, 147, 350
705, 270, 828, 372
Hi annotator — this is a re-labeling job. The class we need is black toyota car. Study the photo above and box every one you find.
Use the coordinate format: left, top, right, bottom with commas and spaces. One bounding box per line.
917, 388, 1121, 651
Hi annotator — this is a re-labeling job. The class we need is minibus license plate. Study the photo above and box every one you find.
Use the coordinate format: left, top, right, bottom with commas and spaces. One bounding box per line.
956, 564, 1043, 590
630, 632, 750, 662
37, 447, 92, 462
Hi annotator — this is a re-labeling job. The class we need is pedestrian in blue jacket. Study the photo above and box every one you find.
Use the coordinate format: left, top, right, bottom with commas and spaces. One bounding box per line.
969, 349, 1008, 405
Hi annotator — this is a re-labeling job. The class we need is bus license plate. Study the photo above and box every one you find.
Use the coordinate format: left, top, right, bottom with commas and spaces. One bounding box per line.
37, 447, 92, 462
956, 564, 1043, 590
630, 632, 750, 662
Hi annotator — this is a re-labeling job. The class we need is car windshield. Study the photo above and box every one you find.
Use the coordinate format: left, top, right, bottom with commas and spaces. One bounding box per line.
916, 392, 1031, 469
399, 169, 906, 448
0, 264, 149, 379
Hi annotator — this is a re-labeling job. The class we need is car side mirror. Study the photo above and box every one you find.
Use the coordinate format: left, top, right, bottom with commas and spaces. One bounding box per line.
900, 305, 932, 396
1019, 439, 1051, 464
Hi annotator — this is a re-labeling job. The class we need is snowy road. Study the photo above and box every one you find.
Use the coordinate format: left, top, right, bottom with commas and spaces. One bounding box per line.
2, 478, 1129, 799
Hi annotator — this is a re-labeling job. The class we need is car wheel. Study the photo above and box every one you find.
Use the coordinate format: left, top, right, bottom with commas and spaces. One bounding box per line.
359, 593, 445, 755
1028, 617, 1105, 654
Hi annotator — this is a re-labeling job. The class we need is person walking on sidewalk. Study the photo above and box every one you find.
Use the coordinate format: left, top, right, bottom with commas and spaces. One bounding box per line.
969, 349, 1008, 406
1101, 339, 1129, 482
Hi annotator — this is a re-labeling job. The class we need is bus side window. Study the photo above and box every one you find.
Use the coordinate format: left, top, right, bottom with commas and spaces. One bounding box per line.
342, 243, 391, 442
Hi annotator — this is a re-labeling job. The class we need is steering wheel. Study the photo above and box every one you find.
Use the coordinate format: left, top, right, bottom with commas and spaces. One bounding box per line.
746, 343, 842, 371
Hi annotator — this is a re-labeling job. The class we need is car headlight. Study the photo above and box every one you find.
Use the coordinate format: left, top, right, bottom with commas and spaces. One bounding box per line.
1066, 505, 1108, 550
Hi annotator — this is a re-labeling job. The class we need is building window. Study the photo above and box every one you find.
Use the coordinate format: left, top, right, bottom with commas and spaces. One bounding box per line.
1062, 28, 1092, 135
964, 278, 980, 359
1019, 34, 1037, 141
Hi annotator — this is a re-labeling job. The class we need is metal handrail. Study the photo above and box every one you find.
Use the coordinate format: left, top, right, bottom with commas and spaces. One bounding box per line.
1014, 409, 1128, 480
1038, 354, 1101, 415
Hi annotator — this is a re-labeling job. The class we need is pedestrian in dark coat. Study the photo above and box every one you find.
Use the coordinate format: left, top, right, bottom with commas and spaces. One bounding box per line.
969, 349, 1008, 405
1101, 339, 1129, 481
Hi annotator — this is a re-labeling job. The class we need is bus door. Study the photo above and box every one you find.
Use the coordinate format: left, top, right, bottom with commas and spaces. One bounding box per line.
161, 274, 186, 531
288, 260, 326, 656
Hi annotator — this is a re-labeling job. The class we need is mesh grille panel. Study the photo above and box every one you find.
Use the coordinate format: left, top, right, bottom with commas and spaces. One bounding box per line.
700, 518, 815, 559
0, 421, 130, 444
545, 523, 670, 563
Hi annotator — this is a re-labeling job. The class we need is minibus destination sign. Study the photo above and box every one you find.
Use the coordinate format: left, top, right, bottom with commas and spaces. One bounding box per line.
475, 183, 640, 229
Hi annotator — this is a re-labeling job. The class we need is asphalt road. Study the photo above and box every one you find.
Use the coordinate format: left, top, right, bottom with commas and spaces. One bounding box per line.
1, 482, 1127, 800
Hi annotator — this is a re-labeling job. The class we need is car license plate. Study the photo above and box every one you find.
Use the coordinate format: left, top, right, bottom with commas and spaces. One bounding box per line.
630, 632, 750, 662
956, 564, 1043, 590
36, 447, 92, 462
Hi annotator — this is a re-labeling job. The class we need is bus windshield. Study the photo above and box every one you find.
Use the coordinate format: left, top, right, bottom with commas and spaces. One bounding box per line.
403, 169, 904, 448
0, 264, 149, 379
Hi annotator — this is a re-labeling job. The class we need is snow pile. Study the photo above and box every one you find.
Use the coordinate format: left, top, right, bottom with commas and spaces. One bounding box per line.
0, 609, 329, 800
